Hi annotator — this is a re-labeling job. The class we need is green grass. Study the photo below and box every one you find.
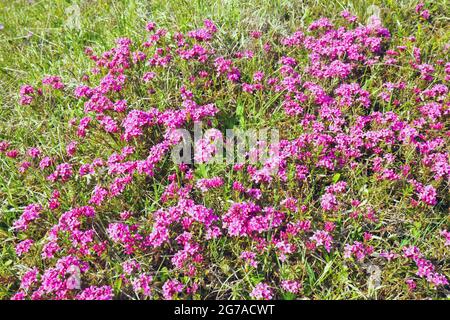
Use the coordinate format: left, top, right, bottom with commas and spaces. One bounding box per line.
0, 0, 449, 300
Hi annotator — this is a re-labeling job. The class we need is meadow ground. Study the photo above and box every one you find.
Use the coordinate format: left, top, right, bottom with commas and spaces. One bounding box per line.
0, 0, 449, 300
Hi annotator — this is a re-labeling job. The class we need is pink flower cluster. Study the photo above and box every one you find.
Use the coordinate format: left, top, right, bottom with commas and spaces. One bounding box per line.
403, 246, 448, 287
4, 9, 449, 300
250, 283, 273, 300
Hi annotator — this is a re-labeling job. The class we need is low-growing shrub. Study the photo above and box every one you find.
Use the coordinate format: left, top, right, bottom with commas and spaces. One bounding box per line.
1, 4, 449, 300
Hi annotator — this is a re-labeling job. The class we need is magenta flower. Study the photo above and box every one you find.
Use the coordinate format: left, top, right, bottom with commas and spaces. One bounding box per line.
162, 279, 184, 300
250, 283, 273, 300
15, 239, 34, 256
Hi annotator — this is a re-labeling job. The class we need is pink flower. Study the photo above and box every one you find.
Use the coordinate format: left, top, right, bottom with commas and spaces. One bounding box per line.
281, 280, 301, 294
142, 72, 156, 83
419, 185, 437, 206
19, 161, 31, 174
196, 177, 224, 192
19, 85, 36, 105
89, 185, 108, 206
240, 251, 258, 268
13, 204, 42, 231
20, 268, 39, 290
420, 10, 430, 20
405, 279, 416, 291
403, 246, 422, 260
310, 230, 333, 252
320, 193, 338, 211
11, 292, 26, 300
162, 279, 184, 300
42, 75, 64, 90
66, 141, 77, 157
76, 285, 113, 300
0, 141, 10, 152
379, 251, 398, 261
194, 134, 221, 163
78, 163, 92, 176
120, 211, 133, 220
122, 260, 141, 275
27, 147, 41, 158
440, 230, 450, 246
132, 274, 153, 297
16, 239, 34, 256
6, 149, 19, 158
250, 30, 262, 39
41, 241, 60, 259
146, 22, 156, 32
344, 241, 374, 261
250, 283, 273, 300
341, 10, 357, 23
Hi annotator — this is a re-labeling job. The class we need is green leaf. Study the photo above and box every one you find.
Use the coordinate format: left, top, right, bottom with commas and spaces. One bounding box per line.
332, 173, 341, 183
